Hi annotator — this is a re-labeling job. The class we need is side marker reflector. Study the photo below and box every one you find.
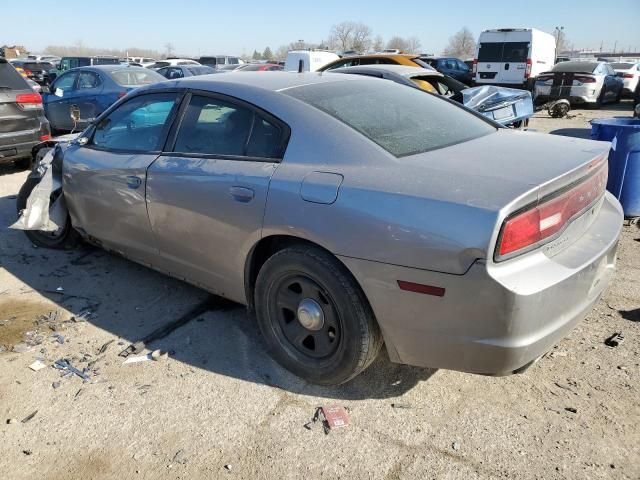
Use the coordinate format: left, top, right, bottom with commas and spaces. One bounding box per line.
397, 280, 445, 297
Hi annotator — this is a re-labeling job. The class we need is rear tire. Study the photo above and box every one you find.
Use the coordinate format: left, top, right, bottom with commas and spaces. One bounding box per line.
254, 245, 383, 385
16, 177, 79, 249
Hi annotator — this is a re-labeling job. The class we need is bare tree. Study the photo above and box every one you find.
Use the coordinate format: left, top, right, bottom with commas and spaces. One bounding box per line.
386, 36, 410, 52
329, 21, 356, 51
351, 23, 372, 53
555, 29, 570, 53
164, 42, 175, 58
443, 27, 476, 58
372, 35, 384, 53
406, 36, 422, 54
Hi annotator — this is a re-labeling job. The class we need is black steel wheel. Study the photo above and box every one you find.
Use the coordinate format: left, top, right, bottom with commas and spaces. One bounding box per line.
255, 245, 383, 385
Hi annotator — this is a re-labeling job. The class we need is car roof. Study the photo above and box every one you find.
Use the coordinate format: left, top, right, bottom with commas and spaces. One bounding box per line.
333, 64, 438, 77
342, 53, 420, 61
144, 71, 367, 92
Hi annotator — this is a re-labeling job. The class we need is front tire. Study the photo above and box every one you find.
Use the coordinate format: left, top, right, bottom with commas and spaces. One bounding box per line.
255, 245, 382, 385
16, 177, 79, 249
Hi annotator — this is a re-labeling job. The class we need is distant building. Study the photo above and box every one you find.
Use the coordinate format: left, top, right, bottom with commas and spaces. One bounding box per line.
0, 45, 28, 59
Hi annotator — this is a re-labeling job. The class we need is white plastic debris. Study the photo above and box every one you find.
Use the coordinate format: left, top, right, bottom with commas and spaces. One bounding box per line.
28, 360, 47, 372
123, 353, 153, 364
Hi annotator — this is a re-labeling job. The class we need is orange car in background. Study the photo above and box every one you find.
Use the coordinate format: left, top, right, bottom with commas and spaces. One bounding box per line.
318, 54, 434, 71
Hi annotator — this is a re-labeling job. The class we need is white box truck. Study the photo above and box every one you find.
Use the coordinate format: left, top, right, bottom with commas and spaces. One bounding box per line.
473, 28, 556, 90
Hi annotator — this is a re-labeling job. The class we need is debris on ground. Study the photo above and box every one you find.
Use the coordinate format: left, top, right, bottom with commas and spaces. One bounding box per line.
305, 405, 350, 433
224, 464, 232, 471
565, 407, 578, 414
21, 410, 38, 423
53, 359, 91, 381
97, 339, 114, 355
123, 353, 153, 364
452, 441, 461, 451
12, 343, 32, 353
22, 450, 32, 456
172, 449, 187, 465
52, 382, 60, 389
151, 349, 169, 361
391, 403, 412, 409
605, 332, 624, 347
6, 418, 18, 424
28, 360, 47, 372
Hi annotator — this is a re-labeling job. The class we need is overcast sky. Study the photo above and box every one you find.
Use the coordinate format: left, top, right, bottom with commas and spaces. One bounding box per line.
2, 0, 639, 56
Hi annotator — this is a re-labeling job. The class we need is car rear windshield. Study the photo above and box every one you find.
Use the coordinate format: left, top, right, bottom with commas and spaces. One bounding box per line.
611, 62, 634, 69
0, 62, 30, 90
109, 69, 165, 86
284, 80, 495, 157
22, 62, 52, 70
478, 42, 529, 62
552, 61, 598, 73
94, 58, 120, 65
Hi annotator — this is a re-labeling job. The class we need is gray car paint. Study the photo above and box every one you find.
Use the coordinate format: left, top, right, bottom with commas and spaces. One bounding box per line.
60, 72, 623, 375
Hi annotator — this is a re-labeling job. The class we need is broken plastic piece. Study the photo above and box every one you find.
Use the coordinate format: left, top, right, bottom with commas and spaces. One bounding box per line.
28, 360, 47, 372
605, 332, 624, 347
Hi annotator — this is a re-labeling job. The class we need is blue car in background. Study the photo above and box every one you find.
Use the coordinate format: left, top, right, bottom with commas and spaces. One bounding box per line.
42, 65, 166, 132
156, 65, 216, 79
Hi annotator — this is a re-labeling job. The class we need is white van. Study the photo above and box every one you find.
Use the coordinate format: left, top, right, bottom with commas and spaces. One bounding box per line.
473, 28, 555, 89
284, 50, 340, 72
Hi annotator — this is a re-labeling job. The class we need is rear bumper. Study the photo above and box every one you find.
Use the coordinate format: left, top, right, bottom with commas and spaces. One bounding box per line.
0, 139, 39, 163
534, 85, 600, 104
0, 118, 50, 164
340, 192, 623, 375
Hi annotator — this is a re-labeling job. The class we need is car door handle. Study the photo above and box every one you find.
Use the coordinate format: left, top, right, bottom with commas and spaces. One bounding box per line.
229, 186, 254, 203
126, 176, 142, 189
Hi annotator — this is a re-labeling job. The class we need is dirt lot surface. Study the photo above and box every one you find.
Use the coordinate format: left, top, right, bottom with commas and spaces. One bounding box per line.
0, 101, 638, 480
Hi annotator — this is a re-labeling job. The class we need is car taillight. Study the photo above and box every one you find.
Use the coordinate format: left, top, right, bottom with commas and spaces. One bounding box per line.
524, 58, 532, 78
472, 59, 477, 74
574, 75, 596, 83
496, 158, 608, 260
24, 68, 33, 76
623, 73, 634, 78
15, 92, 43, 110
40, 134, 51, 141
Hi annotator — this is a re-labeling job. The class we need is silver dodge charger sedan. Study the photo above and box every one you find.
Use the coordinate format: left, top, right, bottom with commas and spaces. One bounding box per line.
17, 72, 623, 385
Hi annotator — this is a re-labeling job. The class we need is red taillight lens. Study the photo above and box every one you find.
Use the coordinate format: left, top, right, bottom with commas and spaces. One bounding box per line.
524, 58, 532, 79
623, 73, 634, 78
15, 93, 43, 110
472, 59, 477, 74
574, 75, 596, 83
24, 68, 33, 76
40, 134, 51, 141
497, 159, 608, 259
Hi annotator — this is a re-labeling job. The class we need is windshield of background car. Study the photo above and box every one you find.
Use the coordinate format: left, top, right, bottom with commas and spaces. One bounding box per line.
94, 58, 120, 65
187, 66, 215, 75
285, 80, 495, 157
23, 62, 53, 71
552, 62, 598, 73
0, 62, 30, 89
109, 69, 165, 86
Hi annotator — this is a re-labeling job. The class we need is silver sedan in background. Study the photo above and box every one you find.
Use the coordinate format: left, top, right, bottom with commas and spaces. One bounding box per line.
534, 60, 624, 107
17, 73, 623, 385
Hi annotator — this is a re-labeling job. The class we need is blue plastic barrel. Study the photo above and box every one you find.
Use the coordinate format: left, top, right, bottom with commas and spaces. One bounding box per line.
590, 118, 640, 218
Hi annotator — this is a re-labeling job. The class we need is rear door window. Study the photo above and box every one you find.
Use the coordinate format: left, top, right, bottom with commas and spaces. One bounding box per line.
502, 42, 529, 62
173, 94, 286, 159
478, 43, 504, 62
78, 71, 102, 89
53, 72, 78, 93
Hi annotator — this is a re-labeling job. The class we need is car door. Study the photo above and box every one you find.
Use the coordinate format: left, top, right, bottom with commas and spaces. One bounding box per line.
43, 71, 79, 130
74, 70, 104, 126
146, 92, 289, 300
63, 91, 182, 265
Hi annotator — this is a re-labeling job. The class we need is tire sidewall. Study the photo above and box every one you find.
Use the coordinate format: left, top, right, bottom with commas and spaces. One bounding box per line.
255, 248, 373, 384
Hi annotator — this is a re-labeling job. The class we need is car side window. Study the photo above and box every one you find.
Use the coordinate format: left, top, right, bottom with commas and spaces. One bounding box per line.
53, 72, 78, 94
457, 60, 469, 71
325, 60, 351, 70
168, 68, 183, 79
78, 71, 101, 89
91, 92, 179, 152
173, 94, 286, 159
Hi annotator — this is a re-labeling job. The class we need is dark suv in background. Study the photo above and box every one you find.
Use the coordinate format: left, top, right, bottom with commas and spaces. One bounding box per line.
0, 58, 51, 169
9, 60, 54, 86
421, 57, 474, 85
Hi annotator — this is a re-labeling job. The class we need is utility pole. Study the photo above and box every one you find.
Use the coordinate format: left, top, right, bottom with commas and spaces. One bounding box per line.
613, 40, 617, 53
554, 26, 564, 58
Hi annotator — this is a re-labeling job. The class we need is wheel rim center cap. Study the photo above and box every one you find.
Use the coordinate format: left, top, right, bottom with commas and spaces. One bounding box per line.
297, 298, 324, 331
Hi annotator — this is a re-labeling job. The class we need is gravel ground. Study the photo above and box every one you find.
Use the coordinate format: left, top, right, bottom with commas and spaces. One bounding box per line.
0, 101, 638, 480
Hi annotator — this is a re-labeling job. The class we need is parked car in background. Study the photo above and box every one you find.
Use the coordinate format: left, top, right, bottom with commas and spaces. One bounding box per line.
197, 55, 244, 69
127, 57, 156, 67
474, 28, 556, 89
216, 64, 247, 72
235, 63, 283, 71
9, 60, 54, 86
421, 57, 473, 85
147, 58, 201, 69
319, 53, 436, 72
0, 58, 50, 169
156, 65, 216, 79
534, 61, 624, 108
42, 65, 165, 132
332, 65, 533, 127
284, 50, 340, 72
51, 56, 121, 81
611, 62, 640, 97
19, 73, 622, 385
28, 54, 60, 63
